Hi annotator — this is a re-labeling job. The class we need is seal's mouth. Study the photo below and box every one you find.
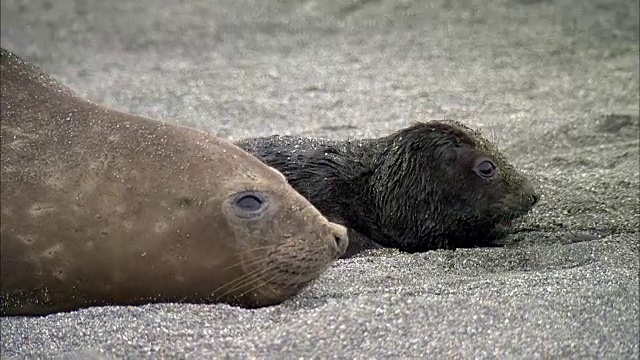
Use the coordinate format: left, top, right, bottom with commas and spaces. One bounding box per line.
479, 219, 513, 240
493, 215, 537, 237
261, 254, 328, 290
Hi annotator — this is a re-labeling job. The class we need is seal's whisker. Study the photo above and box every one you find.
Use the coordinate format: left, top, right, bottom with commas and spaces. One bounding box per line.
212, 251, 281, 295
269, 269, 306, 287
215, 266, 277, 301
212, 262, 269, 296
237, 270, 284, 299
213, 263, 276, 300
281, 261, 323, 286
241, 244, 280, 254
216, 246, 277, 272
213, 274, 265, 301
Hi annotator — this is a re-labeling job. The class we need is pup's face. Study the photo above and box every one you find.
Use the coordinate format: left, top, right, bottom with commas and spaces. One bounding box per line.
440, 128, 539, 247
370, 120, 539, 252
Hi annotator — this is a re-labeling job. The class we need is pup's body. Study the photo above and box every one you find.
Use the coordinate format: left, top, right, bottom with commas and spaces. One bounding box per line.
237, 121, 539, 257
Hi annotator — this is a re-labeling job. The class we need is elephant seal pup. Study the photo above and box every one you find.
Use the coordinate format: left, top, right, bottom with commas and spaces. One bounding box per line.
0, 48, 348, 316
237, 121, 539, 257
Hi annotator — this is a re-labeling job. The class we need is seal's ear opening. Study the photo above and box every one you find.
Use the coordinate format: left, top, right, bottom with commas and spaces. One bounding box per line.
230, 190, 269, 219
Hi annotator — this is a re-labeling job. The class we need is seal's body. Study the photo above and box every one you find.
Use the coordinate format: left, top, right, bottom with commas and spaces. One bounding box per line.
0, 48, 348, 316
237, 121, 539, 257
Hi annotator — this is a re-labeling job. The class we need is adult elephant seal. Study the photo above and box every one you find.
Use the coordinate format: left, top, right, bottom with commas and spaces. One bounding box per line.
0, 48, 348, 316
237, 121, 540, 257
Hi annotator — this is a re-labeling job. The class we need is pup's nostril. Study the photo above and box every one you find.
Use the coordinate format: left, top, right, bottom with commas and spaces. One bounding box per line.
531, 193, 540, 205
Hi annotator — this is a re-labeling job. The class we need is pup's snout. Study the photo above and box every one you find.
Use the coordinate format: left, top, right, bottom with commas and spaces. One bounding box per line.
530, 192, 540, 205
327, 223, 349, 258
521, 179, 541, 207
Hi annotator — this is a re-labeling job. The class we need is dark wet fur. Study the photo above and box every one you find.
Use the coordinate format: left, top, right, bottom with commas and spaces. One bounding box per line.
236, 121, 539, 257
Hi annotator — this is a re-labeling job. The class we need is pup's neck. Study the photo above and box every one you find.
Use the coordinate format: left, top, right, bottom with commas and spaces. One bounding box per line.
315, 138, 388, 235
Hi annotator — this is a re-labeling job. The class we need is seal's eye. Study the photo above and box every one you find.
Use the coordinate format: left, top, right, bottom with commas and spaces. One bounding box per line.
232, 191, 268, 218
474, 159, 497, 179
236, 194, 263, 211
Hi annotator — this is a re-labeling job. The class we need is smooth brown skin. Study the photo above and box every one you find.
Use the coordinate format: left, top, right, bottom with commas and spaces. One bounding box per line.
0, 48, 348, 316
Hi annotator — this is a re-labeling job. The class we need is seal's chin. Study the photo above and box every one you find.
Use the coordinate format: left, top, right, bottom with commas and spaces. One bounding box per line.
478, 216, 530, 246
257, 274, 319, 304
491, 219, 515, 237
460, 220, 513, 248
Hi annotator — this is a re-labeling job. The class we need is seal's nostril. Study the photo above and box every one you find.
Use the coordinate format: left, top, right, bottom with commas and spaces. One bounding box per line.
333, 233, 348, 256
326, 223, 348, 256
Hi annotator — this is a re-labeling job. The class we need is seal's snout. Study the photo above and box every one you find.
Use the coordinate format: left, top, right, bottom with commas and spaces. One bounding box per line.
333, 233, 348, 257
327, 223, 349, 258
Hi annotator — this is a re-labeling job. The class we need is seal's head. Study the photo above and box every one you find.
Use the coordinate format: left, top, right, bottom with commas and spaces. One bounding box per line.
367, 120, 539, 251
197, 154, 349, 307
0, 47, 347, 315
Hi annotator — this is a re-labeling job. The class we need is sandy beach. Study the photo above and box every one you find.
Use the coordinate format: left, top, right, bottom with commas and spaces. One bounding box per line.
1, 0, 638, 358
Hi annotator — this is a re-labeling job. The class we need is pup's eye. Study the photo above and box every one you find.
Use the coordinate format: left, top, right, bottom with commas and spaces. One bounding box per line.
235, 193, 264, 212
474, 159, 497, 179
